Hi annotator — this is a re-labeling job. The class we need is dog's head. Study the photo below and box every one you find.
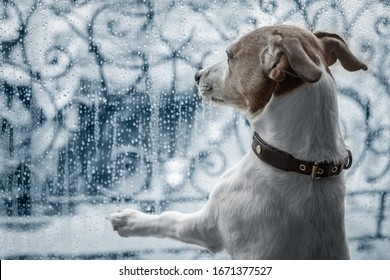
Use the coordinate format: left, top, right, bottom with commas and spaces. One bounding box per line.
195, 25, 367, 115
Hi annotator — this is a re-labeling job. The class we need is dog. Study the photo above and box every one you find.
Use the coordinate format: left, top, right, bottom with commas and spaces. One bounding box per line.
108, 25, 367, 259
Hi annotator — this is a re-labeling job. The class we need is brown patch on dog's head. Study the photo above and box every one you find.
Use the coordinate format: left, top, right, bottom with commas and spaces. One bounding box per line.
196, 25, 367, 115
223, 25, 326, 114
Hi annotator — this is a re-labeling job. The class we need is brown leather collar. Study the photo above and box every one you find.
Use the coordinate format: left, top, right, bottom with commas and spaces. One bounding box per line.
252, 132, 352, 179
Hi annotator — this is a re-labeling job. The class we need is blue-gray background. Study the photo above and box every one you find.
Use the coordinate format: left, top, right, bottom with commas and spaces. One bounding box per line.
0, 0, 389, 259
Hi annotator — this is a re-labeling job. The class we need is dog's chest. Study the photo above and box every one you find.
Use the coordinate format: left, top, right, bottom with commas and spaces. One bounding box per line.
213, 153, 347, 259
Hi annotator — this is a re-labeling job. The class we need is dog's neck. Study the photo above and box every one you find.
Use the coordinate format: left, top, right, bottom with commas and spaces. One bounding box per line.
249, 71, 348, 163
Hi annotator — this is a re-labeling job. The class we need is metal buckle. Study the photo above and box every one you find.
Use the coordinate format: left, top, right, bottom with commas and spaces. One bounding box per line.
311, 162, 323, 180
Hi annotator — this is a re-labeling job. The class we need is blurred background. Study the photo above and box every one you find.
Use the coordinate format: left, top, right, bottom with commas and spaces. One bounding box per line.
0, 0, 389, 259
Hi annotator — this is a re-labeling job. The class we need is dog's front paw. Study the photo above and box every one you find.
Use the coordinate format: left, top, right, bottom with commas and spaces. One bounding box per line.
107, 209, 150, 237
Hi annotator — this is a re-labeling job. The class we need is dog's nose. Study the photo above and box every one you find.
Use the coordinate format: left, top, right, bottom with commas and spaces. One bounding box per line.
194, 71, 202, 85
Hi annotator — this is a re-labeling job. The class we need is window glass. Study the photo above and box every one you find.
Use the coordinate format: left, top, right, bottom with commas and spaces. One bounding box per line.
0, 0, 389, 259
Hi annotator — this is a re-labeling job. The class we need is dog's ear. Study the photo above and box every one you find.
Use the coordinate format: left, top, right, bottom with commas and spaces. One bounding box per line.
315, 32, 368, 71
280, 37, 322, 83
265, 37, 322, 83
268, 54, 288, 82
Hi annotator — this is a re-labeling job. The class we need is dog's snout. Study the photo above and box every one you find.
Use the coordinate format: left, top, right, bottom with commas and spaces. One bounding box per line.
194, 71, 202, 84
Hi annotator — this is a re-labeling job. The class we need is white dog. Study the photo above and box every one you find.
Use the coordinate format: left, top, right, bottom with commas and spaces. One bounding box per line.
108, 25, 367, 259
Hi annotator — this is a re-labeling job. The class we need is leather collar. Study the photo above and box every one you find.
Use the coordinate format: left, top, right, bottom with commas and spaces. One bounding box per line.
252, 132, 352, 179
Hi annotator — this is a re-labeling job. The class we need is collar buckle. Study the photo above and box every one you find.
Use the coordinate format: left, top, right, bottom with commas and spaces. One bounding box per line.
311, 162, 324, 180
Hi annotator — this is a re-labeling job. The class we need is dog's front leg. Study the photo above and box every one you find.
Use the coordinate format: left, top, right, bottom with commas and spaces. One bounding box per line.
108, 209, 223, 253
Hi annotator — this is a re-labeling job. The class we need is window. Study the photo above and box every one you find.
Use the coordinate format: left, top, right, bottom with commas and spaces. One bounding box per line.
0, 0, 389, 259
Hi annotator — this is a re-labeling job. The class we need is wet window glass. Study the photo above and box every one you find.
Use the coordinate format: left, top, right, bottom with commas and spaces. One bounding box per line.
0, 0, 389, 259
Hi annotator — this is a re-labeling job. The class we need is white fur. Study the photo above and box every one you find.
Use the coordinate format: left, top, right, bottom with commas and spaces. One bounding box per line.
254, 67, 348, 162
108, 27, 351, 259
